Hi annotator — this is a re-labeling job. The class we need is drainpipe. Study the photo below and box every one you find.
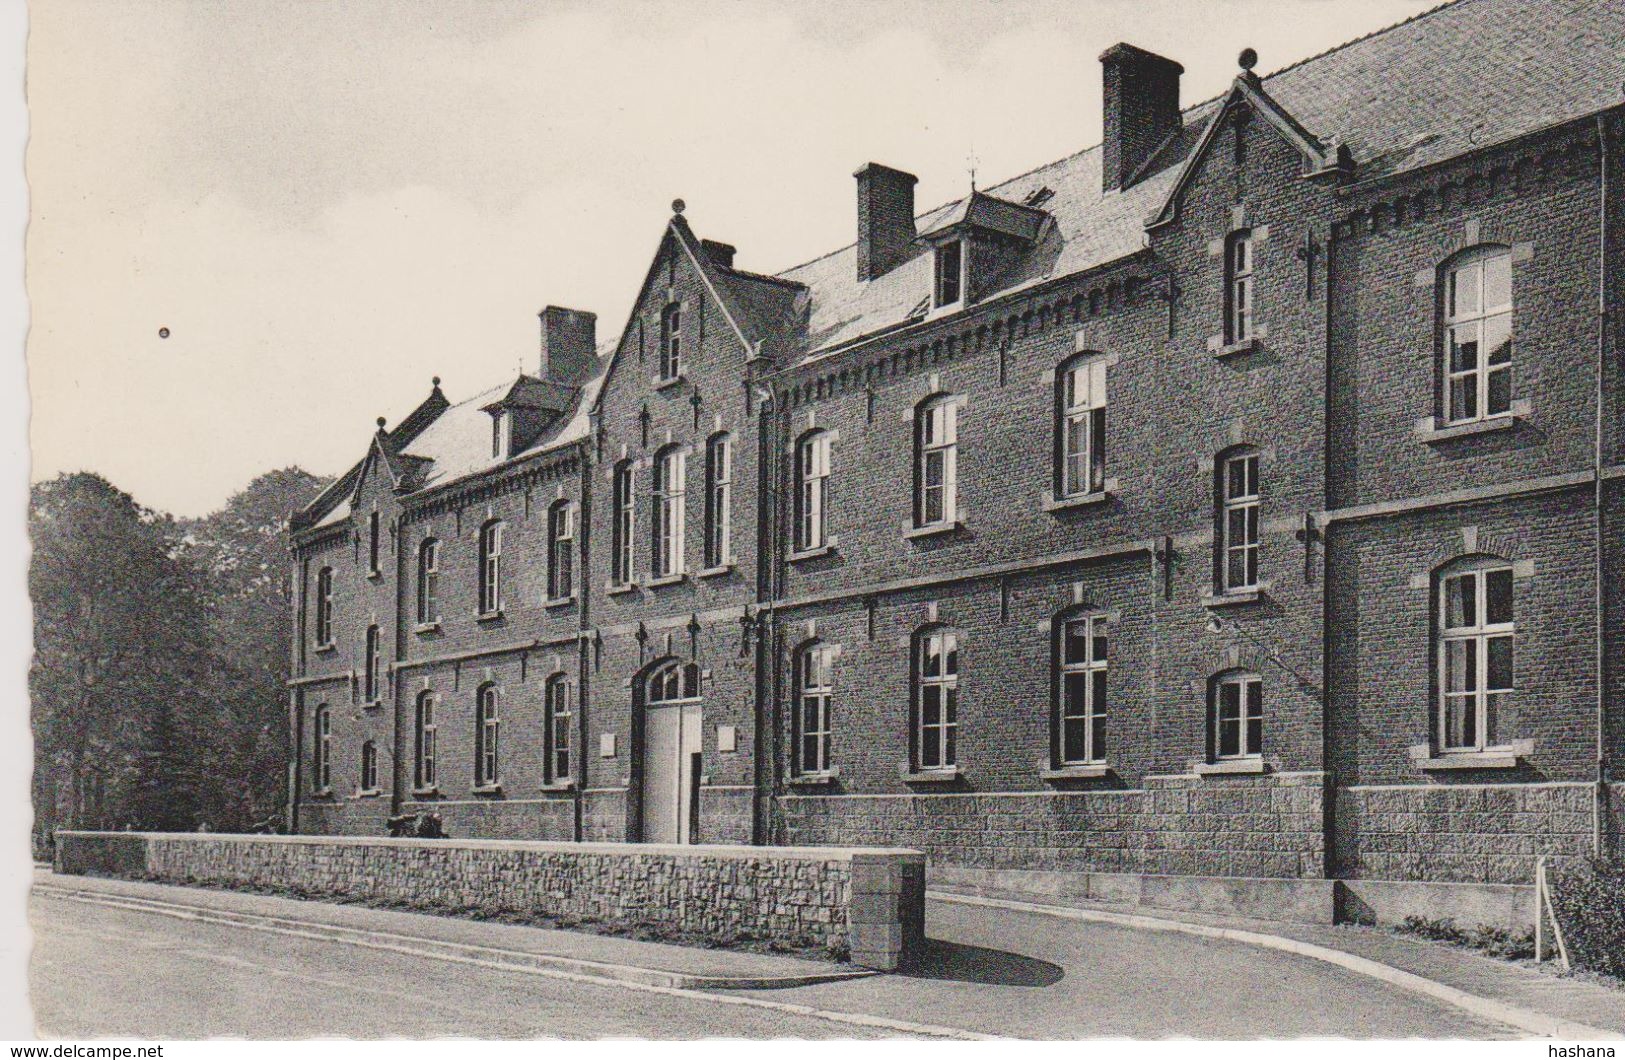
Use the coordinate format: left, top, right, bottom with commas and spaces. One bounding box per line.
1594, 112, 1612, 859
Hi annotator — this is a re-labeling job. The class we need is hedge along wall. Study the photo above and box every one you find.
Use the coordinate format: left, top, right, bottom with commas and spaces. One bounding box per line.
52, 832, 926, 971
1548, 857, 1625, 979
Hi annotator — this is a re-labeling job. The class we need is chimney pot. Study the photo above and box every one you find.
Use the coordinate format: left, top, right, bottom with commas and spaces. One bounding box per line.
854, 162, 918, 281
538, 306, 598, 386
1099, 43, 1184, 193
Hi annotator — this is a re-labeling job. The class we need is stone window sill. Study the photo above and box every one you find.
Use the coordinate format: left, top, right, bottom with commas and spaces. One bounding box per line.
411, 786, 439, 798
475, 609, 505, 624
899, 765, 961, 783
538, 779, 578, 793
606, 582, 639, 597
544, 595, 577, 610
414, 621, 441, 635
1415, 402, 1531, 444
697, 564, 735, 579
1042, 484, 1118, 513
787, 543, 837, 563
1200, 585, 1268, 609
361, 700, 383, 712
354, 788, 382, 799
365, 569, 383, 582
790, 769, 840, 787
1193, 758, 1269, 776
1213, 336, 1260, 359
903, 520, 962, 541
309, 788, 334, 800
652, 374, 686, 391
646, 572, 687, 588
1410, 739, 1532, 771
1041, 764, 1112, 781
313, 643, 337, 655
471, 783, 504, 797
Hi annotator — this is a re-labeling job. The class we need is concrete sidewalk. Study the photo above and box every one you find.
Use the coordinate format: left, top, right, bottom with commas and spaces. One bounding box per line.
931, 884, 1625, 1039
34, 868, 875, 992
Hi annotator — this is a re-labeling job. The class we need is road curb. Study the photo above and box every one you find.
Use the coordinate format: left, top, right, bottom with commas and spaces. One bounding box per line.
930, 890, 1618, 1041
34, 882, 876, 992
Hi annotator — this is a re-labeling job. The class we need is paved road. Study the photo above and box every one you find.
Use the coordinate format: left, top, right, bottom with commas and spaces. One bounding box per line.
29, 888, 1516, 1039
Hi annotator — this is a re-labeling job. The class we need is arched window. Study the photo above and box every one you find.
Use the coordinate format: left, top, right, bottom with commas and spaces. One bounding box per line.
1055, 356, 1107, 499
1436, 557, 1515, 752
545, 674, 574, 785
478, 520, 504, 615
363, 624, 381, 704
1216, 446, 1261, 593
914, 627, 959, 770
312, 704, 332, 793
475, 683, 500, 788
414, 690, 437, 791
652, 446, 686, 578
416, 539, 439, 626
1225, 229, 1254, 344
660, 303, 683, 381
914, 396, 959, 529
795, 642, 836, 776
1056, 614, 1108, 765
1210, 670, 1263, 761
647, 659, 700, 705
548, 501, 576, 602
1441, 245, 1513, 425
704, 433, 733, 569
314, 566, 335, 647
611, 460, 635, 587
359, 740, 379, 794
796, 430, 831, 552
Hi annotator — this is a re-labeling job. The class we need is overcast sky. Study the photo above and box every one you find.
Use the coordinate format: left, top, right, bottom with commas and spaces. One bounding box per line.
26, 0, 1435, 517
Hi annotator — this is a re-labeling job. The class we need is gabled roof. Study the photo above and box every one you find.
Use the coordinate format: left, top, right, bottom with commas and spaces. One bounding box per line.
777, 0, 1625, 358
294, 382, 448, 532
918, 190, 1050, 244
481, 374, 578, 416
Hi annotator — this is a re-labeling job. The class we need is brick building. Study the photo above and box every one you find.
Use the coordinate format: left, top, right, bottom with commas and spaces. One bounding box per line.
289, 0, 1625, 918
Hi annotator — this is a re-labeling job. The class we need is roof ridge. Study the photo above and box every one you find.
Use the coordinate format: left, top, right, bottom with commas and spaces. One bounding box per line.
774, 0, 1481, 280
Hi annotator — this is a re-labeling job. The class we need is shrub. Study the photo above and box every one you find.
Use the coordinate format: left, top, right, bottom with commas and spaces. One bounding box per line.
1547, 856, 1625, 979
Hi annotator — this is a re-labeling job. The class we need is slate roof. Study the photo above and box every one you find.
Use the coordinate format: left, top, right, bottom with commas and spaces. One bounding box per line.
779, 0, 1625, 357
918, 190, 1051, 243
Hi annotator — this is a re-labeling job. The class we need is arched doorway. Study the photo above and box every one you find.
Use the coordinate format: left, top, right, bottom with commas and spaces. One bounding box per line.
639, 658, 702, 844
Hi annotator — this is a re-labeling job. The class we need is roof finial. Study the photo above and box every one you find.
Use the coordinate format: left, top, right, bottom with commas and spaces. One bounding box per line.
376, 416, 387, 430
671, 198, 686, 216
1238, 47, 1258, 72
432, 375, 441, 389
967, 142, 979, 193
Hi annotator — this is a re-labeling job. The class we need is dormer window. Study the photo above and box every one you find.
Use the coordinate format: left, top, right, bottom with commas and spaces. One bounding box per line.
933, 240, 963, 309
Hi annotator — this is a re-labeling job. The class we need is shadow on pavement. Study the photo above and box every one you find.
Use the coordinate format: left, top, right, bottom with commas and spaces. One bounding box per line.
900, 938, 1065, 987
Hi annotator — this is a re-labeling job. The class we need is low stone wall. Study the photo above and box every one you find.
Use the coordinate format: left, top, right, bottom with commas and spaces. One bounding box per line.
53, 832, 925, 971
779, 772, 1327, 880
1333, 782, 1594, 884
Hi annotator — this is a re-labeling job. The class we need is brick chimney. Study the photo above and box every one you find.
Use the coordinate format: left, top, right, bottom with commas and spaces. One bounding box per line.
1099, 43, 1184, 193
538, 306, 598, 386
701, 239, 737, 270
854, 162, 918, 281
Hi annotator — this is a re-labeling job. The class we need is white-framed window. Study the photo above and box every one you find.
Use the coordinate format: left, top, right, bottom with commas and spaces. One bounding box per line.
1226, 229, 1254, 344
363, 624, 381, 704
312, 703, 332, 793
1057, 357, 1107, 498
915, 628, 959, 770
652, 447, 686, 577
1218, 449, 1260, 592
359, 739, 378, 793
1058, 615, 1108, 765
1437, 559, 1515, 753
416, 539, 439, 625
660, 303, 683, 380
478, 520, 504, 615
1442, 246, 1513, 425
414, 691, 437, 790
1212, 671, 1263, 760
491, 410, 512, 460
796, 642, 835, 776
314, 566, 335, 647
704, 433, 732, 568
611, 460, 635, 586
647, 658, 700, 705
548, 501, 575, 601
915, 397, 959, 528
796, 431, 831, 551
545, 674, 574, 784
933, 239, 963, 308
367, 508, 381, 575
475, 683, 500, 788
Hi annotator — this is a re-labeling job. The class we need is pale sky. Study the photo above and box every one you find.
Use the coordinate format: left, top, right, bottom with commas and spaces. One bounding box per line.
25, 0, 1435, 517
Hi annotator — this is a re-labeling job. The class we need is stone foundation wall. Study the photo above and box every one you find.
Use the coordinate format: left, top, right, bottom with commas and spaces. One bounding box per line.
1333, 782, 1596, 884
779, 772, 1327, 879
52, 832, 926, 971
